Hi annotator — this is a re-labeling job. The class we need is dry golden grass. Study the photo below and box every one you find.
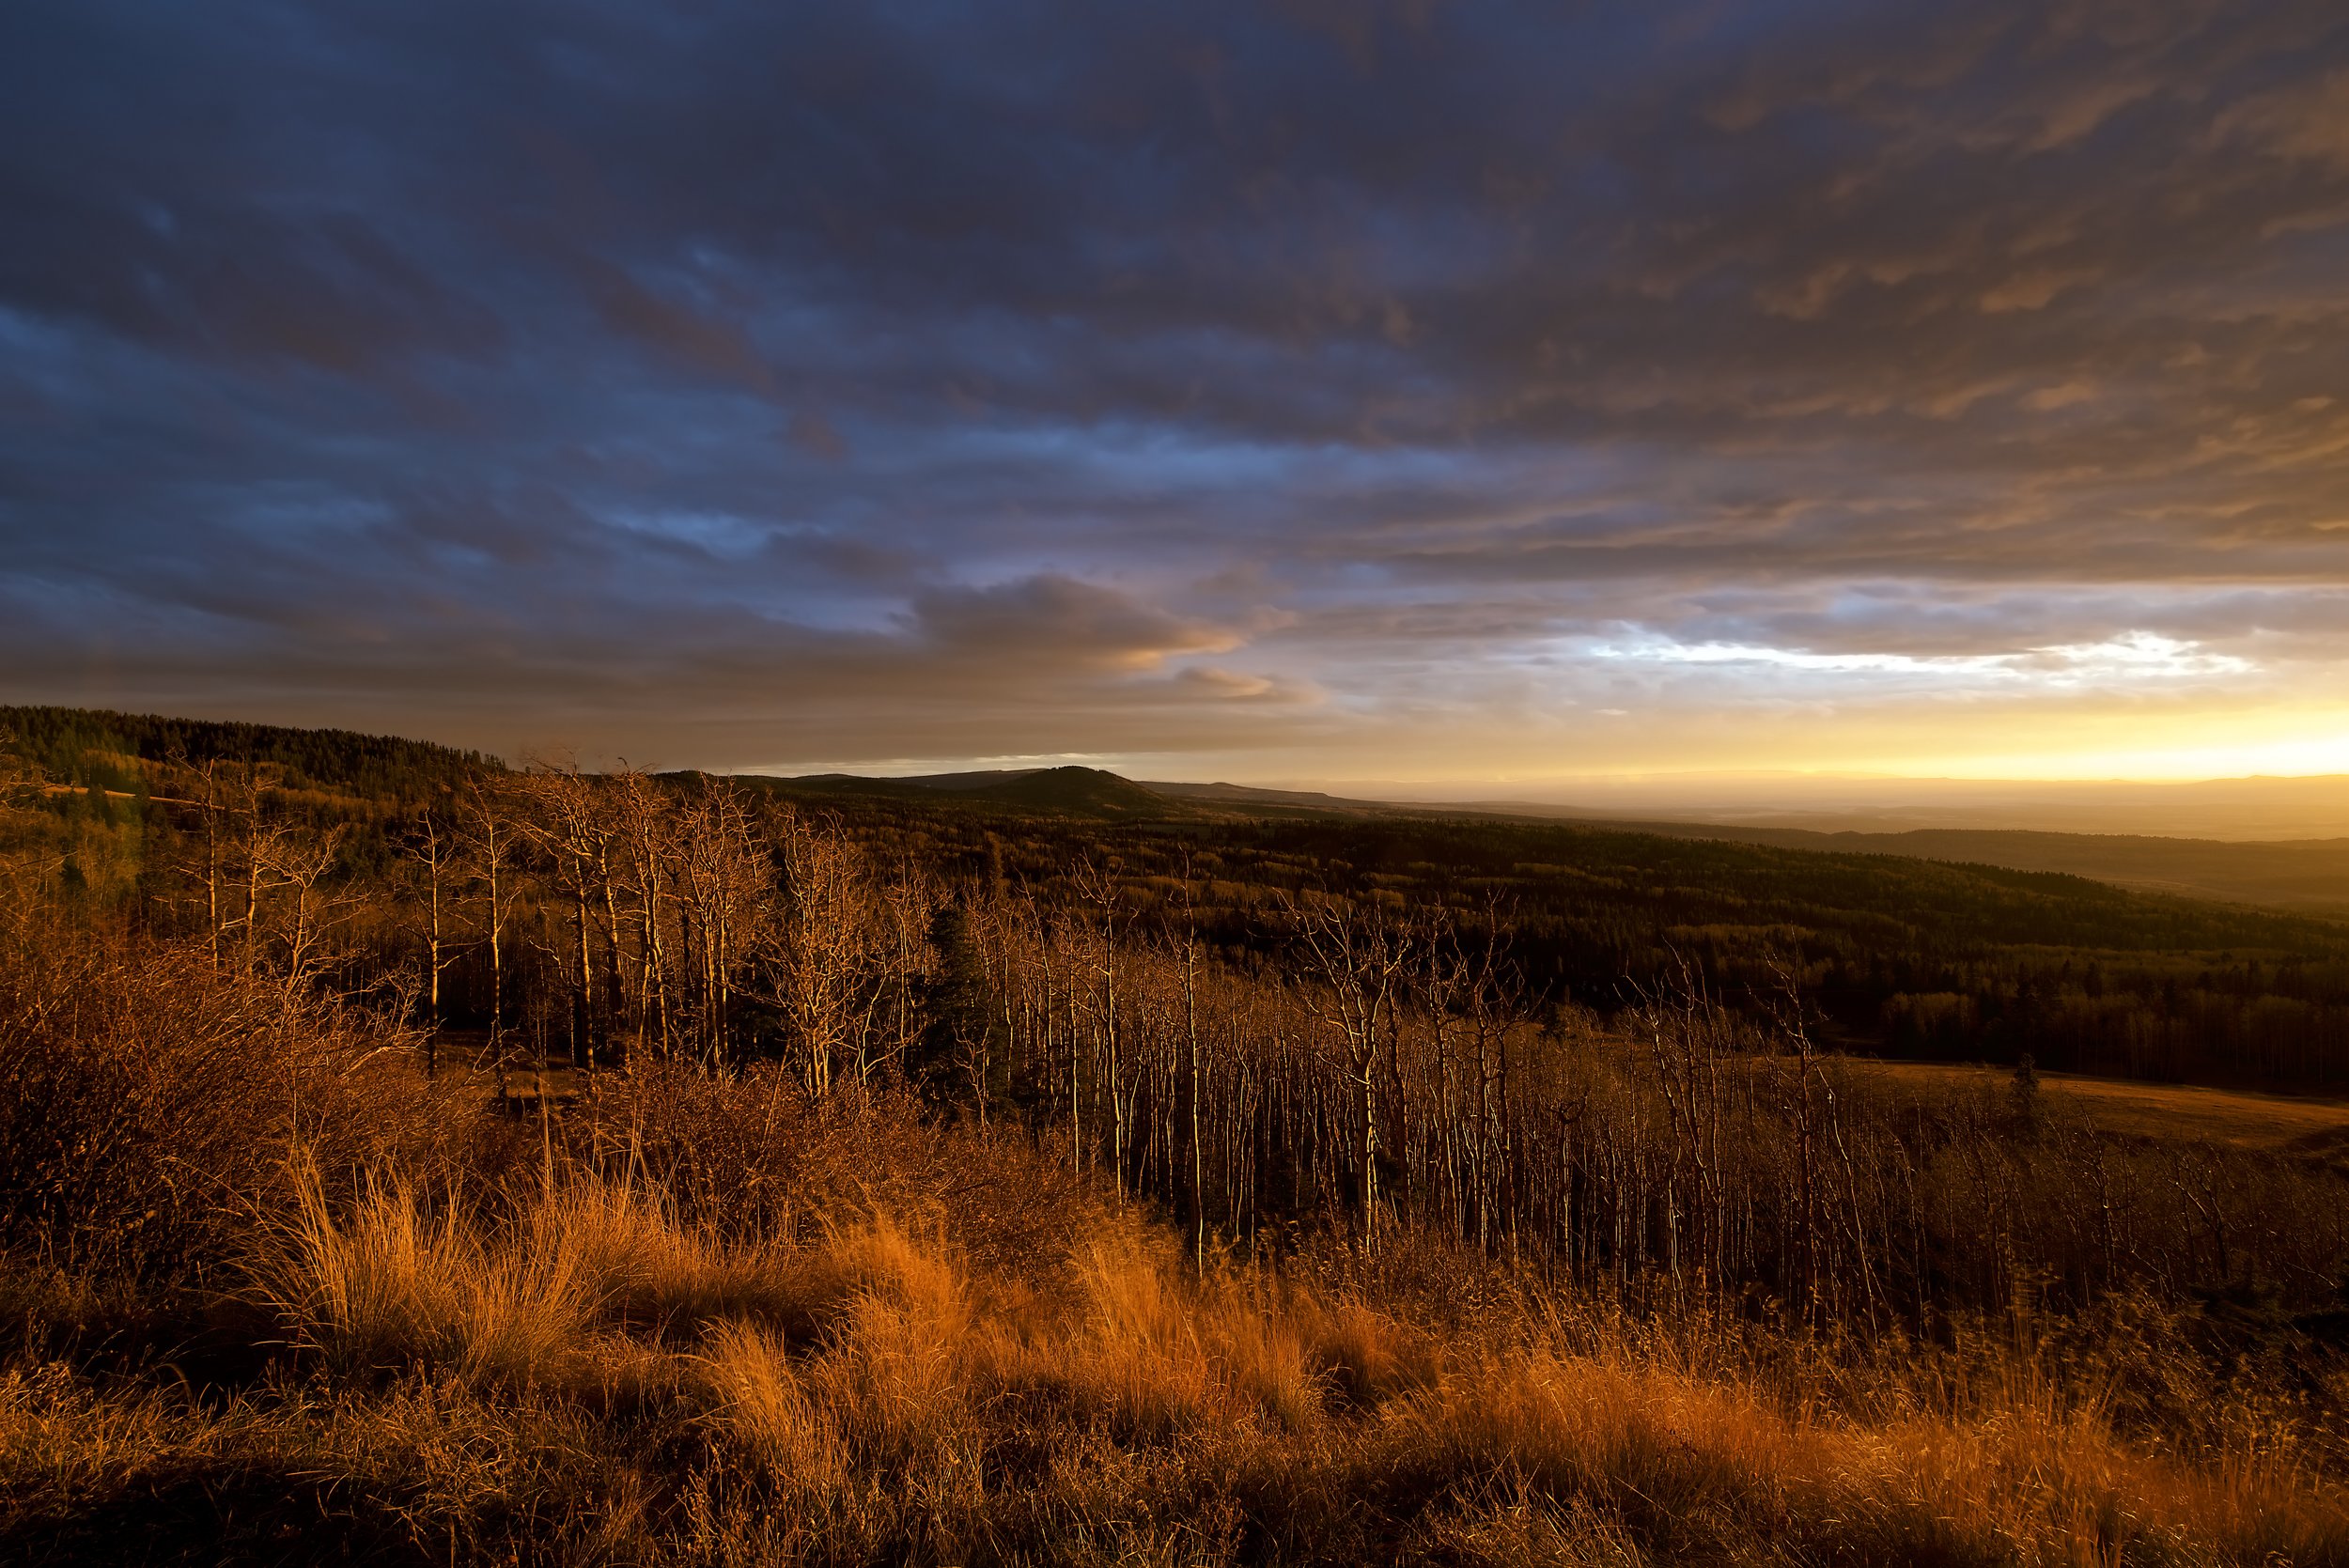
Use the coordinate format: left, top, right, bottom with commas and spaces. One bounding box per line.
8, 1164, 2348, 1564
249, 1165, 828, 1394
697, 1319, 845, 1495
23, 1183, 2274, 1559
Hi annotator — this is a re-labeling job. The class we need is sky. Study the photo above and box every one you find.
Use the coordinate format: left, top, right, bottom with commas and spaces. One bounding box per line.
6, 0, 2349, 791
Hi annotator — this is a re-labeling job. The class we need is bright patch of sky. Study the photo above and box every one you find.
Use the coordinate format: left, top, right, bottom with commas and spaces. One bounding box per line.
1582, 631, 2255, 688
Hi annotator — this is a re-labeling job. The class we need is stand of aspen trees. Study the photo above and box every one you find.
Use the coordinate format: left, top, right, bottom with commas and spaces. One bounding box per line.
162, 760, 2349, 1329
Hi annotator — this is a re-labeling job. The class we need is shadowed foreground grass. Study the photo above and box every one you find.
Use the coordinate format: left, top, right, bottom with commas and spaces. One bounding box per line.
5, 1164, 2343, 1566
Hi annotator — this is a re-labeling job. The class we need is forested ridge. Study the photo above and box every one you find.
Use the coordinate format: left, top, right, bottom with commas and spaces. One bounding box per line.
0, 705, 497, 801
1603, 818, 2349, 914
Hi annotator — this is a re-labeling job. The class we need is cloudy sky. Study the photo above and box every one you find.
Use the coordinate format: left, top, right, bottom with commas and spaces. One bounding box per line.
7, 0, 2349, 786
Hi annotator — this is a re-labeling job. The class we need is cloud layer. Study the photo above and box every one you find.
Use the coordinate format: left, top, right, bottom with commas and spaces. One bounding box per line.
5, 0, 2349, 779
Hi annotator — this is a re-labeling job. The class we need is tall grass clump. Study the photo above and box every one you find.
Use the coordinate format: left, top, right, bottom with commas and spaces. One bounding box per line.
251, 1166, 826, 1390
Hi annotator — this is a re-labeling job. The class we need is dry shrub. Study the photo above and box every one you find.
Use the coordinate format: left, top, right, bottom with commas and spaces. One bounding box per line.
0, 899, 446, 1288
1407, 1491, 1644, 1568
252, 1168, 818, 1389
1403, 1350, 1793, 1545
992, 1239, 1319, 1441
15, 1154, 2349, 1565
1379, 1331, 2349, 1565
574, 1063, 1119, 1283
0, 1360, 234, 1500
1852, 1398, 2349, 1567
1049, 1237, 1220, 1441
813, 1211, 965, 1324
253, 1170, 597, 1387
0, 1359, 650, 1564
526, 1177, 806, 1335
8, 1004, 2343, 1566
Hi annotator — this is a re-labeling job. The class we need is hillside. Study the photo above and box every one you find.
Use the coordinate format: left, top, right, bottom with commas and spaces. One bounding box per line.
1143, 779, 1394, 815
1571, 820, 2349, 916
1156, 779, 2349, 914
16, 705, 2341, 915
0, 704, 495, 800
958, 765, 1182, 817
6, 710, 2349, 1562
756, 764, 1188, 820
761, 793, 2349, 1094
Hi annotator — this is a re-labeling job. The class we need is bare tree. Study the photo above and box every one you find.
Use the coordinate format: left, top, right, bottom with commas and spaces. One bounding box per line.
673, 778, 768, 1065
401, 805, 461, 1073
460, 778, 523, 1076
513, 761, 614, 1071
1283, 885, 1426, 1251
1071, 858, 1131, 1194
753, 809, 886, 1095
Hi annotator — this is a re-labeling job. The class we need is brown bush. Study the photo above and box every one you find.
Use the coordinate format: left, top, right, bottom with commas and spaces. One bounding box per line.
0, 889, 450, 1288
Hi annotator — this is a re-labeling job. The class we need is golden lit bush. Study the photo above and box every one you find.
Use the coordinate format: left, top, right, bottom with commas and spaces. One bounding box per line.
0, 898, 447, 1288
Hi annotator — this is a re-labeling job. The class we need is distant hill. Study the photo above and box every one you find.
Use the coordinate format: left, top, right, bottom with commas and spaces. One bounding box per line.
1548, 821, 2349, 917
745, 765, 1190, 820
1143, 780, 1392, 815
1146, 780, 2349, 913
0, 705, 497, 800
963, 766, 1180, 817
1142, 782, 2349, 914
1441, 773, 2349, 842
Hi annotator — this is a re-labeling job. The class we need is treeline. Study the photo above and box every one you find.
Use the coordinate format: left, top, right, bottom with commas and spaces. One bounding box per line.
7, 731, 2346, 1336
0, 704, 495, 801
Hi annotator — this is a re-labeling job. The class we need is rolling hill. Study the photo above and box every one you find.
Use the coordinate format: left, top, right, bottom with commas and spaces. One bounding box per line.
748, 764, 1190, 820
1541, 821, 2349, 917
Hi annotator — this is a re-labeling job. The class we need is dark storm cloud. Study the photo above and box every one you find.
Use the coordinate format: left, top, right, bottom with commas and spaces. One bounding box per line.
4, 0, 2348, 768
